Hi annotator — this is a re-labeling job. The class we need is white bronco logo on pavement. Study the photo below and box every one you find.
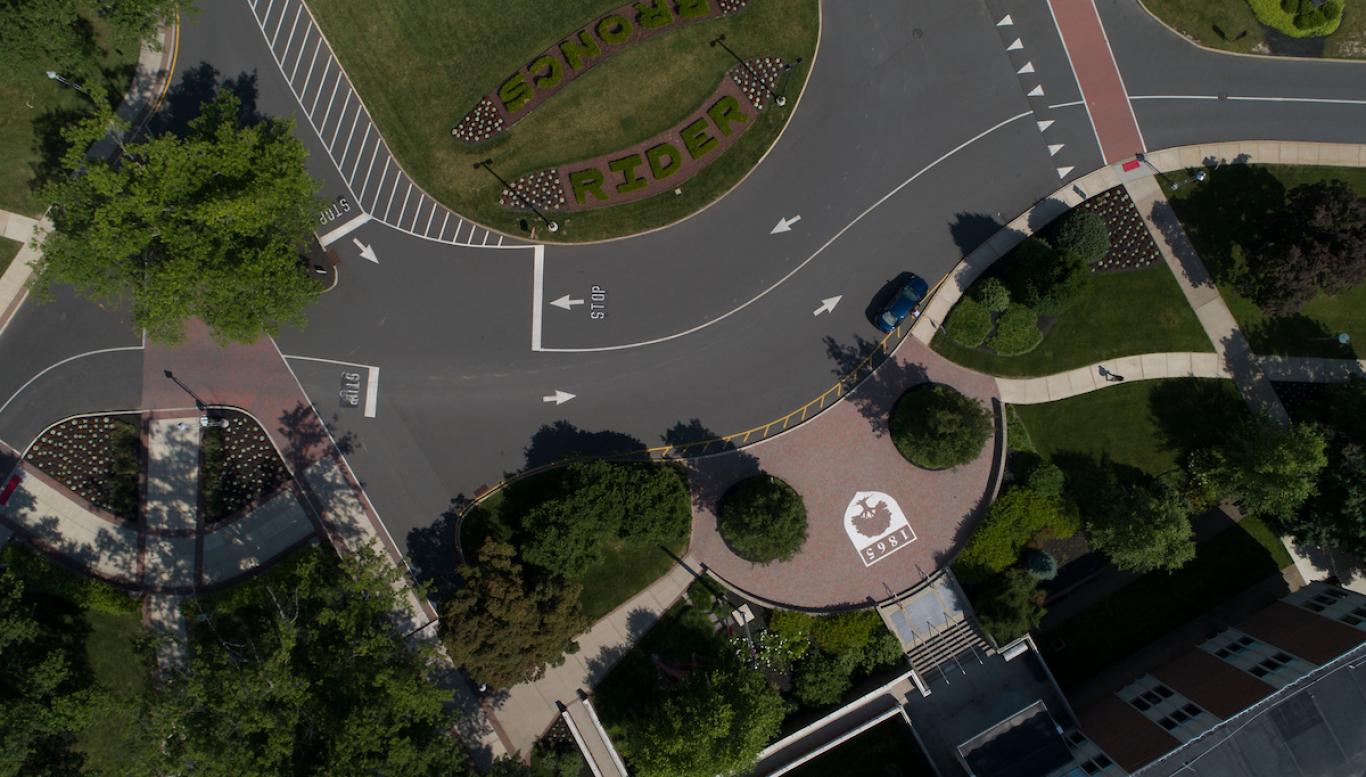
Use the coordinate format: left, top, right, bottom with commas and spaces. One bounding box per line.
844, 491, 916, 567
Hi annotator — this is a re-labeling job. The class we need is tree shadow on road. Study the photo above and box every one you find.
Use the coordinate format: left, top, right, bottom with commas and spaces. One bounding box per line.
660, 419, 761, 514
948, 212, 1005, 257
148, 62, 264, 138
522, 420, 647, 471
822, 334, 927, 437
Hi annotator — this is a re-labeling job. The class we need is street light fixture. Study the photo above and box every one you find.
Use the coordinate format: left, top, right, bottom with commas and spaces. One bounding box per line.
1169, 169, 1208, 191
472, 158, 558, 233
708, 34, 798, 108
46, 70, 91, 98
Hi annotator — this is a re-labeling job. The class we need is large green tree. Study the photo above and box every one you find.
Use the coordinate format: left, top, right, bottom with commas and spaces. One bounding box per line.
891, 384, 994, 469
624, 661, 785, 777
1243, 181, 1366, 315
1192, 414, 1328, 518
0, 0, 187, 84
1287, 444, 1366, 558
35, 89, 322, 344
1086, 479, 1196, 574
145, 545, 469, 777
441, 541, 588, 689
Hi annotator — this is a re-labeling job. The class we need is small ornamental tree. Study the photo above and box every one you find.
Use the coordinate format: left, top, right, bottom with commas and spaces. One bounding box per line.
891, 384, 994, 469
954, 486, 1080, 583
718, 476, 808, 564
971, 569, 1044, 644
973, 277, 1012, 313
1086, 480, 1196, 574
989, 306, 1043, 356
945, 297, 992, 348
1005, 238, 1092, 315
1242, 180, 1366, 315
1193, 414, 1328, 518
1053, 209, 1110, 264
792, 650, 856, 707
1286, 444, 1366, 558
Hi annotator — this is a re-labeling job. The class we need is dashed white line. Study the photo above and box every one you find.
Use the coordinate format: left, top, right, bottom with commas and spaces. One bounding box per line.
1130, 94, 1366, 106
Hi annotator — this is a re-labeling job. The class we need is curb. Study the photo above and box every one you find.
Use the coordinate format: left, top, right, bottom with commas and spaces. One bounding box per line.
1133, 0, 1366, 65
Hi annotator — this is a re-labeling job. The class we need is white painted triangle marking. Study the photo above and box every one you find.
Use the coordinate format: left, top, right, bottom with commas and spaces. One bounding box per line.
1007, 38, 1024, 51
1048, 144, 1065, 156
1027, 84, 1045, 97
1057, 166, 1075, 179
1017, 61, 1035, 75
998, 14, 1014, 26
1037, 119, 1055, 132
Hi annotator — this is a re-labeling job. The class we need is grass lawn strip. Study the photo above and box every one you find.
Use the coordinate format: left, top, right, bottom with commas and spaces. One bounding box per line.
1039, 516, 1292, 686
933, 265, 1211, 377
1011, 378, 1246, 479
306, 0, 817, 241
1164, 164, 1366, 358
0, 237, 20, 276
0, 17, 138, 216
460, 467, 691, 621
1140, 0, 1366, 58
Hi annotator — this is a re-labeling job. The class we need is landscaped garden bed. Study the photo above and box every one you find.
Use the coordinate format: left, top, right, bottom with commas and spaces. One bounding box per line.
718, 474, 807, 564
307, 0, 818, 241
932, 189, 1210, 377
1163, 163, 1366, 358
1140, 0, 1364, 58
25, 414, 141, 523
198, 410, 290, 525
890, 383, 994, 470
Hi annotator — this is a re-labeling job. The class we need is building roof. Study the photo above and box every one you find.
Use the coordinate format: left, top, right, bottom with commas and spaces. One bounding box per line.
957, 700, 1076, 777
1135, 641, 1366, 777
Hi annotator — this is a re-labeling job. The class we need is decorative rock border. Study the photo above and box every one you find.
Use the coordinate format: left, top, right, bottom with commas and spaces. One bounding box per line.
452, 0, 754, 143
499, 57, 787, 211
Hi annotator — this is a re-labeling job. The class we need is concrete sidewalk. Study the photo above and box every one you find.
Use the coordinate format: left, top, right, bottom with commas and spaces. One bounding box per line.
996, 352, 1227, 404
0, 210, 45, 337
145, 418, 199, 532
492, 556, 698, 754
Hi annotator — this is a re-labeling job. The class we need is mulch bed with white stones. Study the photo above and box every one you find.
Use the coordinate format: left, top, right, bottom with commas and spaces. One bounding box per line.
200, 410, 290, 526
26, 414, 142, 523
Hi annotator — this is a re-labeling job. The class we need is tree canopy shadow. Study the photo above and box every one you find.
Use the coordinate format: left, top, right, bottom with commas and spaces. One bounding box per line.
1147, 379, 1246, 461
660, 419, 760, 513
276, 402, 356, 476
1026, 197, 1069, 235
148, 62, 263, 138
1163, 164, 1285, 284
948, 211, 1004, 256
405, 507, 463, 606
522, 420, 647, 470
822, 334, 927, 436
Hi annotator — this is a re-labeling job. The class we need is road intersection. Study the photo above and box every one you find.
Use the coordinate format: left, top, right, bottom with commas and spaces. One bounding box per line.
2, 0, 1365, 580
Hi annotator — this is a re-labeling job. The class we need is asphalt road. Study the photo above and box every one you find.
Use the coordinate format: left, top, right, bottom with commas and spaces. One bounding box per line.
3, 0, 1365, 556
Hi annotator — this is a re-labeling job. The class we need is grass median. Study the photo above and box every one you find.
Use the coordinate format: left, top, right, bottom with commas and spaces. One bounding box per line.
307, 0, 818, 242
1140, 0, 1366, 58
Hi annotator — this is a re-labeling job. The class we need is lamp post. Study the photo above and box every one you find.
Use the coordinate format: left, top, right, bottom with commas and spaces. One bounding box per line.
472, 158, 558, 233
708, 34, 798, 108
46, 71, 91, 99
1168, 169, 1208, 191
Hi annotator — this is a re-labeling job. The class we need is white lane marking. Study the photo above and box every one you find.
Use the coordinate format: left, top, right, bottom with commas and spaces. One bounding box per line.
1018, 61, 1035, 75
318, 76, 345, 132
1007, 38, 1023, 51
260, 0, 275, 22
771, 214, 802, 234
299, 37, 323, 98
397, 183, 414, 227
308, 58, 332, 116
531, 245, 545, 351
481, 229, 490, 246
1047, 100, 1085, 109
279, 6, 304, 62
534, 110, 1034, 353
439, 211, 451, 241
318, 212, 371, 247
1027, 85, 1045, 97
288, 24, 312, 82
269, 0, 290, 46
1130, 94, 1366, 106
409, 196, 426, 232
0, 346, 144, 419
1044, 0, 1107, 163
1089, 0, 1146, 152
454, 220, 467, 243
366, 153, 390, 209
364, 367, 379, 418
542, 390, 574, 406
348, 124, 372, 181
337, 104, 361, 165
424, 202, 438, 236
328, 92, 353, 149
498, 234, 505, 246
382, 174, 401, 221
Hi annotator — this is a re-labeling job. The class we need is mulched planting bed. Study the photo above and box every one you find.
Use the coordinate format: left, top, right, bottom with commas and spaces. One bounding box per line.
200, 410, 290, 526
1063, 186, 1162, 273
26, 414, 141, 523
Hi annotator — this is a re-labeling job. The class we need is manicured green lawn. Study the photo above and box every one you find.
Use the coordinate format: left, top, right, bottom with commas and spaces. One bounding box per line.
306, 0, 818, 242
0, 237, 21, 276
1164, 164, 1366, 358
0, 18, 138, 216
1011, 378, 1246, 478
932, 265, 1211, 378
461, 467, 691, 622
1140, 0, 1366, 58
1040, 516, 1292, 687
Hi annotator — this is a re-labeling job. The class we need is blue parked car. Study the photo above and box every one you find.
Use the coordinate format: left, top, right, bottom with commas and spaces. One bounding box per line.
875, 274, 930, 333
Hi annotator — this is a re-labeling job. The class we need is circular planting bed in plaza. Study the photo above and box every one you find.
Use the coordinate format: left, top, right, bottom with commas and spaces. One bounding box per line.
308, 0, 819, 241
890, 384, 994, 471
25, 414, 142, 523
199, 410, 290, 526
717, 474, 808, 564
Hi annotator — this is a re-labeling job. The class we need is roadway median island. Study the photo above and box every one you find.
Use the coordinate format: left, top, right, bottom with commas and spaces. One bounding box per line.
307, 0, 818, 241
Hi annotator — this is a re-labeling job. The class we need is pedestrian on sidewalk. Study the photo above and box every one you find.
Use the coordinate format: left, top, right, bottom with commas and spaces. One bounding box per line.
1098, 365, 1125, 383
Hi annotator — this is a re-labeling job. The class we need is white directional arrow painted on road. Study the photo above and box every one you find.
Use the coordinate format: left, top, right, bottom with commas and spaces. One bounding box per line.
1007, 38, 1024, 51
998, 14, 1014, 26
771, 215, 802, 234
352, 238, 378, 263
543, 390, 576, 406
813, 296, 842, 316
1037, 119, 1055, 132
550, 294, 584, 310
1048, 144, 1065, 156
1017, 61, 1035, 75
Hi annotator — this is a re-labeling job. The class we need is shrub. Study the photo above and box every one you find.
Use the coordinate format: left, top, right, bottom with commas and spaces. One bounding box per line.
989, 306, 1043, 356
792, 650, 856, 707
971, 569, 1044, 644
1253, 0, 1344, 36
955, 487, 1080, 584
718, 476, 808, 564
767, 610, 815, 660
1087, 480, 1196, 574
945, 297, 992, 348
1006, 406, 1036, 453
809, 610, 881, 654
1005, 239, 1090, 314
1022, 459, 1066, 499
1053, 209, 1110, 264
891, 384, 995, 470
973, 277, 1011, 313
1024, 549, 1058, 581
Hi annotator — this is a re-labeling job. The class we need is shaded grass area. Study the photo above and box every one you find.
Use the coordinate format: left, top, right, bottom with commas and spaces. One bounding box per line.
306, 0, 818, 242
1140, 0, 1366, 58
0, 544, 153, 772
0, 237, 20, 276
1163, 164, 1366, 358
933, 265, 1211, 377
1039, 516, 1292, 687
0, 17, 138, 216
1011, 378, 1246, 478
461, 467, 691, 621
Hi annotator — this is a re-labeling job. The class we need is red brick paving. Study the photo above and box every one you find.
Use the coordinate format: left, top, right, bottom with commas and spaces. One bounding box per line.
1048, 0, 1145, 164
685, 338, 1002, 610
